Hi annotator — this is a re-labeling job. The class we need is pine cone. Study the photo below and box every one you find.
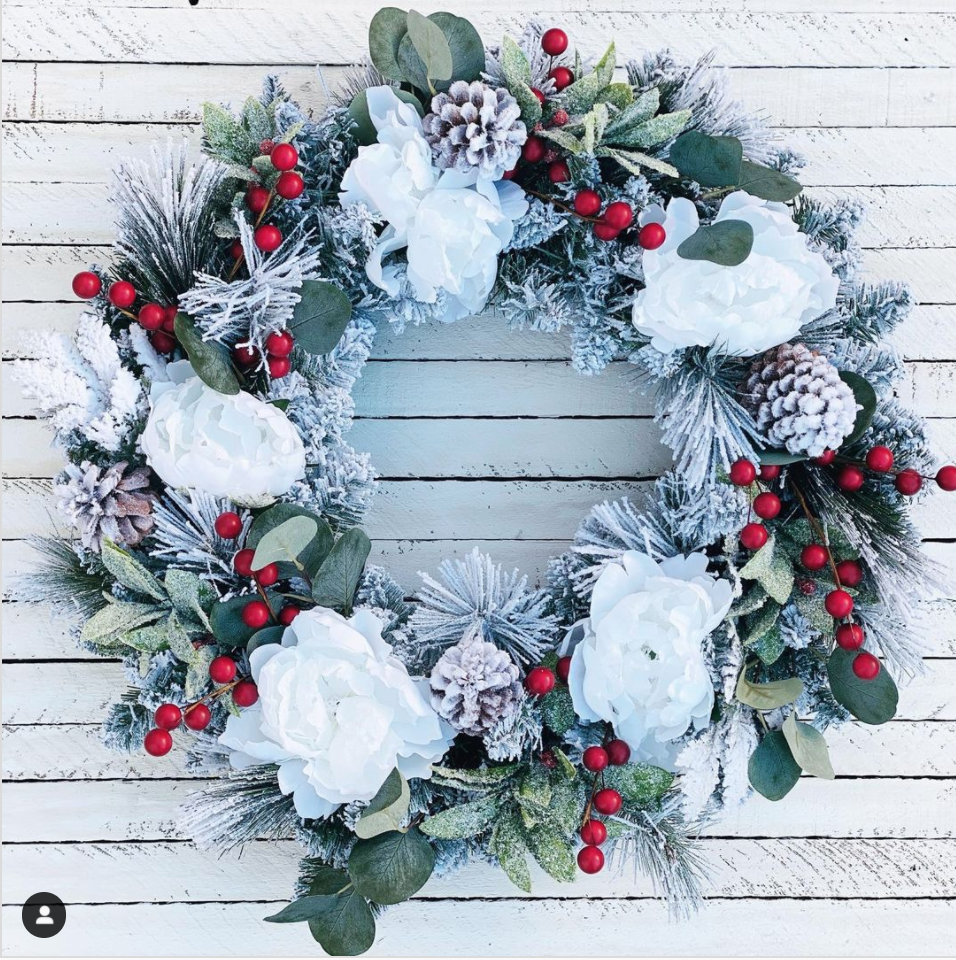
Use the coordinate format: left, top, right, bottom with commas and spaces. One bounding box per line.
741, 343, 860, 458
56, 460, 155, 551
429, 636, 523, 737
423, 80, 526, 178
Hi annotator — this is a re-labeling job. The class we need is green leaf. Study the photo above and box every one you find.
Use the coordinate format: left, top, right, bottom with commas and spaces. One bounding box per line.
748, 729, 801, 801
735, 669, 804, 710
81, 601, 166, 646
581, 103, 609, 153
489, 815, 532, 893
349, 828, 435, 905
355, 770, 411, 840
596, 82, 635, 110
540, 685, 576, 735
210, 593, 277, 648
518, 764, 552, 810
527, 826, 576, 883
241, 96, 274, 143
678, 219, 754, 267
185, 645, 215, 700
347, 87, 424, 145
307, 889, 375, 957
266, 895, 341, 924
174, 313, 240, 395
730, 582, 769, 618
164, 609, 202, 664
596, 145, 679, 178
202, 101, 258, 165
839, 371, 878, 449
757, 448, 809, 466
406, 9, 453, 85
428, 12, 484, 85
247, 625, 285, 653
431, 763, 520, 789
750, 624, 786, 666
738, 534, 795, 605
120, 622, 175, 654
827, 648, 898, 724
163, 569, 214, 631
552, 747, 577, 780
540, 127, 584, 154
312, 528, 371, 612
736, 160, 803, 202
420, 795, 500, 840
740, 598, 783, 650
782, 712, 835, 780
602, 762, 674, 805
499, 35, 541, 124
289, 280, 353, 355
605, 109, 691, 149
669, 130, 743, 187
251, 516, 318, 571
603, 88, 660, 138
100, 539, 166, 600
367, 7, 409, 83
562, 42, 616, 115
248, 503, 333, 579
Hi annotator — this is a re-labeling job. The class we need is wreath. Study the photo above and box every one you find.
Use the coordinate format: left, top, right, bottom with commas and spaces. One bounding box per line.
16, 9, 955, 956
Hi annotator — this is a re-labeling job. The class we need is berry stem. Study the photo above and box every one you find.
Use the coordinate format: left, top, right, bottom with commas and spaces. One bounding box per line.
524, 188, 602, 223
255, 580, 278, 621
788, 479, 843, 592
185, 676, 244, 714
226, 188, 278, 282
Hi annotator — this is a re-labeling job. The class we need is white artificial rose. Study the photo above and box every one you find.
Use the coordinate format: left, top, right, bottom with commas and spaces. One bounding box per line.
563, 551, 733, 766
632, 191, 839, 356
219, 607, 453, 819
140, 360, 305, 507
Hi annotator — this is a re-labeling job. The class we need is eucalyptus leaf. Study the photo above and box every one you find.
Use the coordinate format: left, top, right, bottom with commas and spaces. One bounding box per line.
669, 130, 743, 187
406, 9, 453, 85
757, 448, 809, 466
782, 712, 835, 779
677, 220, 754, 267
304, 890, 376, 957
348, 87, 424, 145
839, 371, 878, 448
827, 648, 898, 724
247, 503, 333, 579
251, 516, 318, 571
737, 160, 803, 201
174, 313, 240, 395
748, 729, 801, 801
312, 528, 371, 612
349, 827, 435, 905
355, 769, 411, 840
368, 6, 409, 83
428, 12, 484, 85
210, 593, 279, 648
100, 539, 166, 601
735, 669, 804, 710
289, 280, 353, 355
247, 625, 285, 653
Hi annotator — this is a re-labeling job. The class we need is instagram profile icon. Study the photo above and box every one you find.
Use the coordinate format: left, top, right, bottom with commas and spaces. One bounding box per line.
22, 892, 66, 938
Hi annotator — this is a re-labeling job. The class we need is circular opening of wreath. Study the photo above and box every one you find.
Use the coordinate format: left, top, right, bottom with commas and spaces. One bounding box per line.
15, 9, 954, 956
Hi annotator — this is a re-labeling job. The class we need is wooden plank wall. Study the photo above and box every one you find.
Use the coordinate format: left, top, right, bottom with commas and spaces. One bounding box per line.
2, 0, 956, 955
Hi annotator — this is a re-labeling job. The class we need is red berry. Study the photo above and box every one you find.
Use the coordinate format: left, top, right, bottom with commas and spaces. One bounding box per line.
541, 28, 569, 56
525, 666, 556, 696
275, 171, 305, 200
278, 604, 301, 626
144, 728, 173, 756
895, 468, 923, 496
72, 271, 102, 299
233, 344, 261, 369
798, 578, 816, 596
137, 303, 165, 331
234, 548, 256, 577
759, 464, 782, 481
852, 651, 881, 681
267, 355, 291, 379
229, 239, 245, 260
265, 329, 294, 357
259, 139, 275, 155
637, 222, 666, 250
577, 844, 605, 874
815, 449, 836, 466
593, 788, 622, 816
866, 446, 895, 472
580, 820, 607, 846
271, 143, 298, 171
825, 589, 854, 619
606, 739, 631, 766
548, 66, 574, 90
836, 559, 863, 588
593, 220, 621, 242
150, 331, 177, 354
583, 746, 609, 772
209, 655, 237, 685
242, 600, 270, 629
154, 703, 182, 730
184, 703, 212, 731
836, 465, 865, 492
574, 189, 601, 217
521, 136, 545, 163
936, 465, 956, 491
539, 750, 558, 769
836, 623, 865, 651
550, 109, 570, 127
548, 160, 570, 183
254, 224, 283, 252
162, 305, 178, 333
542, 148, 559, 165
245, 185, 270, 214
729, 458, 757, 486
603, 201, 633, 231
556, 655, 572, 683
233, 680, 259, 708
753, 491, 782, 520
801, 544, 829, 571
108, 281, 136, 309
214, 511, 243, 539
531, 88, 546, 105
740, 522, 768, 551
255, 562, 279, 587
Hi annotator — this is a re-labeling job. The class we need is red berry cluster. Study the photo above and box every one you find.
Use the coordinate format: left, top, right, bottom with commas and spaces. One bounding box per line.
236, 143, 304, 262
233, 329, 295, 380
576, 737, 631, 875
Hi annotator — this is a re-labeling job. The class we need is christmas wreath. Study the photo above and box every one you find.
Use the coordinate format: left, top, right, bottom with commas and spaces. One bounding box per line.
16, 9, 956, 955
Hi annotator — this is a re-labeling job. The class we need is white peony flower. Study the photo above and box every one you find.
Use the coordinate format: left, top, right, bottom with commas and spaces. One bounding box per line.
562, 551, 733, 766
632, 192, 839, 356
140, 360, 305, 507
339, 86, 527, 321
219, 607, 453, 819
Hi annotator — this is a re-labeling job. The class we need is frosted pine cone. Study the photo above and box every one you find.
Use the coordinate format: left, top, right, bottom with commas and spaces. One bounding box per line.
423, 80, 526, 179
429, 636, 523, 737
55, 460, 155, 551
741, 343, 860, 457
